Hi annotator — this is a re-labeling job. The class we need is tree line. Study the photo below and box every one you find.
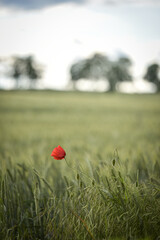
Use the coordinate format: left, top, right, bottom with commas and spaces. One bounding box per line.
70, 53, 160, 92
0, 53, 159, 91
0, 55, 43, 89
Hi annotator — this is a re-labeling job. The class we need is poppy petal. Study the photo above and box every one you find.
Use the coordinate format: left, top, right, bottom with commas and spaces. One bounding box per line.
51, 145, 66, 160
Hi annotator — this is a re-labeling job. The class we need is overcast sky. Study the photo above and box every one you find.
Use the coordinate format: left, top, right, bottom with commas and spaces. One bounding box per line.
0, 0, 160, 89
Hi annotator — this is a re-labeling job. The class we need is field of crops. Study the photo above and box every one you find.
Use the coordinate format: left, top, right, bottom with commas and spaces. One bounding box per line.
0, 91, 160, 240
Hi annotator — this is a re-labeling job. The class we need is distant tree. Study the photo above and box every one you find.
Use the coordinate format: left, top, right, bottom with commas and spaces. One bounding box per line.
70, 53, 111, 90
85, 53, 110, 79
10, 55, 43, 89
107, 57, 132, 91
11, 57, 26, 88
144, 63, 160, 91
70, 53, 132, 91
70, 53, 110, 82
70, 59, 88, 81
24, 56, 43, 88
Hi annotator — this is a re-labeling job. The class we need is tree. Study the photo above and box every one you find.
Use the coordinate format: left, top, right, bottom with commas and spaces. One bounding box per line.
24, 56, 43, 88
11, 57, 26, 88
107, 57, 132, 91
70, 53, 132, 91
70, 59, 88, 81
144, 63, 160, 91
10, 55, 43, 89
70, 53, 111, 90
85, 53, 110, 80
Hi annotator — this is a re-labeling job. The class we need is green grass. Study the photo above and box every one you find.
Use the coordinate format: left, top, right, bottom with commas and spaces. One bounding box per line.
0, 91, 160, 240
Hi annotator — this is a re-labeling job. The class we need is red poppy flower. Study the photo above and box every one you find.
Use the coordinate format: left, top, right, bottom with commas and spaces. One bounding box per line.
51, 145, 66, 160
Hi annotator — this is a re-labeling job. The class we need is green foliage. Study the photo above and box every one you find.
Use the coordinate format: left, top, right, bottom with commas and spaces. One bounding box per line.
10, 55, 43, 89
0, 91, 160, 239
108, 57, 132, 91
144, 63, 160, 91
70, 54, 110, 81
70, 53, 132, 91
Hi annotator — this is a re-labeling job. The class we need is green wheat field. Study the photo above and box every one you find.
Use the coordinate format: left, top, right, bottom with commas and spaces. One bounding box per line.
0, 91, 160, 240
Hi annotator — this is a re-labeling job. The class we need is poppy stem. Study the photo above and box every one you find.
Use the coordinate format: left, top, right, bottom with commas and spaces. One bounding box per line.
64, 158, 93, 182
64, 158, 70, 168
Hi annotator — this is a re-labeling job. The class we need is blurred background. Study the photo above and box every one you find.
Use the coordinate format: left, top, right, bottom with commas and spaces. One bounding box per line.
0, 0, 160, 93
0, 3, 160, 238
